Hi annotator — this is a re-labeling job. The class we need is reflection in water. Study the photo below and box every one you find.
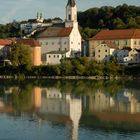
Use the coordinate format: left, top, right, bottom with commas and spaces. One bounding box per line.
0, 80, 140, 140
33, 87, 82, 140
82, 88, 140, 114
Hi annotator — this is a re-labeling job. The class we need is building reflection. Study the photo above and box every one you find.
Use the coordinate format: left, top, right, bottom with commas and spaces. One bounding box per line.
82, 88, 140, 114
33, 87, 82, 140
82, 88, 140, 123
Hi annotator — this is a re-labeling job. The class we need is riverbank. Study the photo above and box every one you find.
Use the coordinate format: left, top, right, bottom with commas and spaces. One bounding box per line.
0, 75, 139, 80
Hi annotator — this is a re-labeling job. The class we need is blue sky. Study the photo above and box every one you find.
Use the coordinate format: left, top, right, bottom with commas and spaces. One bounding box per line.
0, 0, 140, 24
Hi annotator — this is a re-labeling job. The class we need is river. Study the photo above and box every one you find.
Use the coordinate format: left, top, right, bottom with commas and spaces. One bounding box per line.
0, 79, 140, 140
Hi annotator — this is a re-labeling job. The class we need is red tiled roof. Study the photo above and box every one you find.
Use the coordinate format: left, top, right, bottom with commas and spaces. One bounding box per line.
91, 29, 140, 40
0, 39, 12, 45
58, 27, 73, 37
17, 38, 40, 47
38, 27, 73, 38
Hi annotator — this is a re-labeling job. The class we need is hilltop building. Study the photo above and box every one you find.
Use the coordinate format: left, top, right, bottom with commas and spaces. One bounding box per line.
37, 0, 81, 65
20, 13, 63, 36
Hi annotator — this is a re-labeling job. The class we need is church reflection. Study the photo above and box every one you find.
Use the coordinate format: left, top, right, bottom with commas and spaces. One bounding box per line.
33, 87, 82, 140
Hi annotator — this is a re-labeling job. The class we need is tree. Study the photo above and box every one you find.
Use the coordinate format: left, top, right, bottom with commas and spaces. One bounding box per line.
60, 59, 73, 76
127, 17, 138, 28
112, 18, 126, 29
10, 43, 32, 71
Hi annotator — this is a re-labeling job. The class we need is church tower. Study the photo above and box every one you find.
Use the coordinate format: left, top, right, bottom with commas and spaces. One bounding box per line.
65, 0, 78, 28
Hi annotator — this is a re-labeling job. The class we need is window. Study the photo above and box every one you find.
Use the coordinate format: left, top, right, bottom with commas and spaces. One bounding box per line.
134, 41, 137, 45
65, 48, 67, 51
105, 50, 107, 52
57, 55, 59, 58
46, 42, 48, 45
52, 42, 54, 45
68, 14, 71, 20
49, 55, 51, 58
125, 40, 127, 45
98, 50, 100, 52
64, 42, 67, 45
98, 55, 100, 58
54, 55, 55, 58
105, 55, 107, 57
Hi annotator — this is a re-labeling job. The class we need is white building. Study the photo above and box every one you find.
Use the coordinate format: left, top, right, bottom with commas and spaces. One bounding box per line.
117, 47, 140, 65
37, 0, 81, 65
20, 13, 63, 36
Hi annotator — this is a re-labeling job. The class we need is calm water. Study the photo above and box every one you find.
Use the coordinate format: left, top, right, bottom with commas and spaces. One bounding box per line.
0, 79, 140, 140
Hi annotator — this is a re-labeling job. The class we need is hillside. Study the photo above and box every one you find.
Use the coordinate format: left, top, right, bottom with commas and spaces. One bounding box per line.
78, 4, 140, 39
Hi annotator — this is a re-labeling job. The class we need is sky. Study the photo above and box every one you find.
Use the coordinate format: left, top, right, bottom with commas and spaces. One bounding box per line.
0, 0, 140, 24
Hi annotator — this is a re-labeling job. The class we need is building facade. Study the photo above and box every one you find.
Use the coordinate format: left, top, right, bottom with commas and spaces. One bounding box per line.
89, 29, 140, 57
95, 43, 117, 63
0, 39, 13, 61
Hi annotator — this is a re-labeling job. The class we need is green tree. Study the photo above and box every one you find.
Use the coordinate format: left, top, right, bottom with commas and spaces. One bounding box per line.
127, 17, 138, 28
10, 43, 32, 71
113, 18, 126, 29
60, 59, 73, 76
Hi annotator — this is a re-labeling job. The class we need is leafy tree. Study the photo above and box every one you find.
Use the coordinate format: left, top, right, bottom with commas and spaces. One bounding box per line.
10, 43, 32, 71
127, 17, 137, 28
60, 59, 73, 76
112, 18, 126, 29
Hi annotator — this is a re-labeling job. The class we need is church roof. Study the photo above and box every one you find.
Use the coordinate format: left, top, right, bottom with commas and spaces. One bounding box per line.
67, 0, 76, 7
37, 27, 73, 38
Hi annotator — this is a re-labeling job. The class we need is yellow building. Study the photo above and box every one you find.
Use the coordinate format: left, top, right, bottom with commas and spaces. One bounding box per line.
89, 29, 140, 57
94, 42, 117, 63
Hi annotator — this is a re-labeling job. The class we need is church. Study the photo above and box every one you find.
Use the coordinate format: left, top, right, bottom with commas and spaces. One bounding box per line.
37, 0, 81, 65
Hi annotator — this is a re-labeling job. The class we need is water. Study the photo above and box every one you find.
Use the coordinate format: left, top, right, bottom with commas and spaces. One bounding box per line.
0, 79, 140, 140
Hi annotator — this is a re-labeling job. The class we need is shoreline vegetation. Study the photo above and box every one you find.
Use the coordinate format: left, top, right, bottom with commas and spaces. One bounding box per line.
0, 58, 140, 80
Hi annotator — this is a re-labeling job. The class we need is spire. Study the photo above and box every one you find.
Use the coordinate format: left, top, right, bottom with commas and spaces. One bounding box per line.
40, 13, 42, 19
67, 0, 76, 7
37, 12, 39, 19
